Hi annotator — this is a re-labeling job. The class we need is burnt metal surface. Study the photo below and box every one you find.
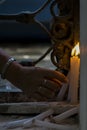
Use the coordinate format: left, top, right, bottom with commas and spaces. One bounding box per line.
50, 0, 79, 75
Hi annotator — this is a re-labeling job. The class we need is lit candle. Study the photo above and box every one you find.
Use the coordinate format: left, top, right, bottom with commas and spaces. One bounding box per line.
68, 42, 80, 104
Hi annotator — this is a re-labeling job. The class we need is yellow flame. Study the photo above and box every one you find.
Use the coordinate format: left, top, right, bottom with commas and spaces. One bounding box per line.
71, 42, 80, 56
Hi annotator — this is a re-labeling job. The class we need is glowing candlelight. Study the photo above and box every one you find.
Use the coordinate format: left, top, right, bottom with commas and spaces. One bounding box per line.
71, 42, 80, 56
68, 42, 80, 104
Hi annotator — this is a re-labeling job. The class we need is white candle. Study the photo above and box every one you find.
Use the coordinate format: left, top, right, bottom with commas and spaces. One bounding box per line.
68, 43, 80, 104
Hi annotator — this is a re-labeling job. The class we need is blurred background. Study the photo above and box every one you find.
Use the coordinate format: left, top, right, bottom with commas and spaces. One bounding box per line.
0, 0, 58, 43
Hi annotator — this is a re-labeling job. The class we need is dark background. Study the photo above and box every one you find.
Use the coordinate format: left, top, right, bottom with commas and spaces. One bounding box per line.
0, 0, 58, 43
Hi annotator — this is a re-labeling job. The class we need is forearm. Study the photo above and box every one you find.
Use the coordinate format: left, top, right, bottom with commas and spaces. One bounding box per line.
0, 48, 10, 73
5, 61, 22, 87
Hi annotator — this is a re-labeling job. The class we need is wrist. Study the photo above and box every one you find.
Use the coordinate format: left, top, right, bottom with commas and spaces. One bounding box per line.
1, 57, 16, 79
0, 52, 10, 73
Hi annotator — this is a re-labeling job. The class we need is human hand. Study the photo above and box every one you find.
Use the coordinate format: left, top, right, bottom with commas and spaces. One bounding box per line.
15, 66, 68, 101
0, 48, 67, 101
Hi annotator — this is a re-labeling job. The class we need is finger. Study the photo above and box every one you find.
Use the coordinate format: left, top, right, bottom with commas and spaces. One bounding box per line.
51, 78, 62, 86
37, 86, 56, 99
44, 69, 68, 83
32, 93, 47, 101
42, 79, 61, 92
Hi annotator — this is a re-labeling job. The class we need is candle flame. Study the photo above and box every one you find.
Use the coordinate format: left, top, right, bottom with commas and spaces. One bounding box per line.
71, 42, 80, 56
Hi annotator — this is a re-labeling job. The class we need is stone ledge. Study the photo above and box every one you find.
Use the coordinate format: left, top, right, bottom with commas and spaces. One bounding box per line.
0, 102, 79, 114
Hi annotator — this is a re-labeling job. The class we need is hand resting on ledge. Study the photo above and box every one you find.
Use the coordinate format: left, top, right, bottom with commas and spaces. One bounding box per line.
0, 48, 68, 101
